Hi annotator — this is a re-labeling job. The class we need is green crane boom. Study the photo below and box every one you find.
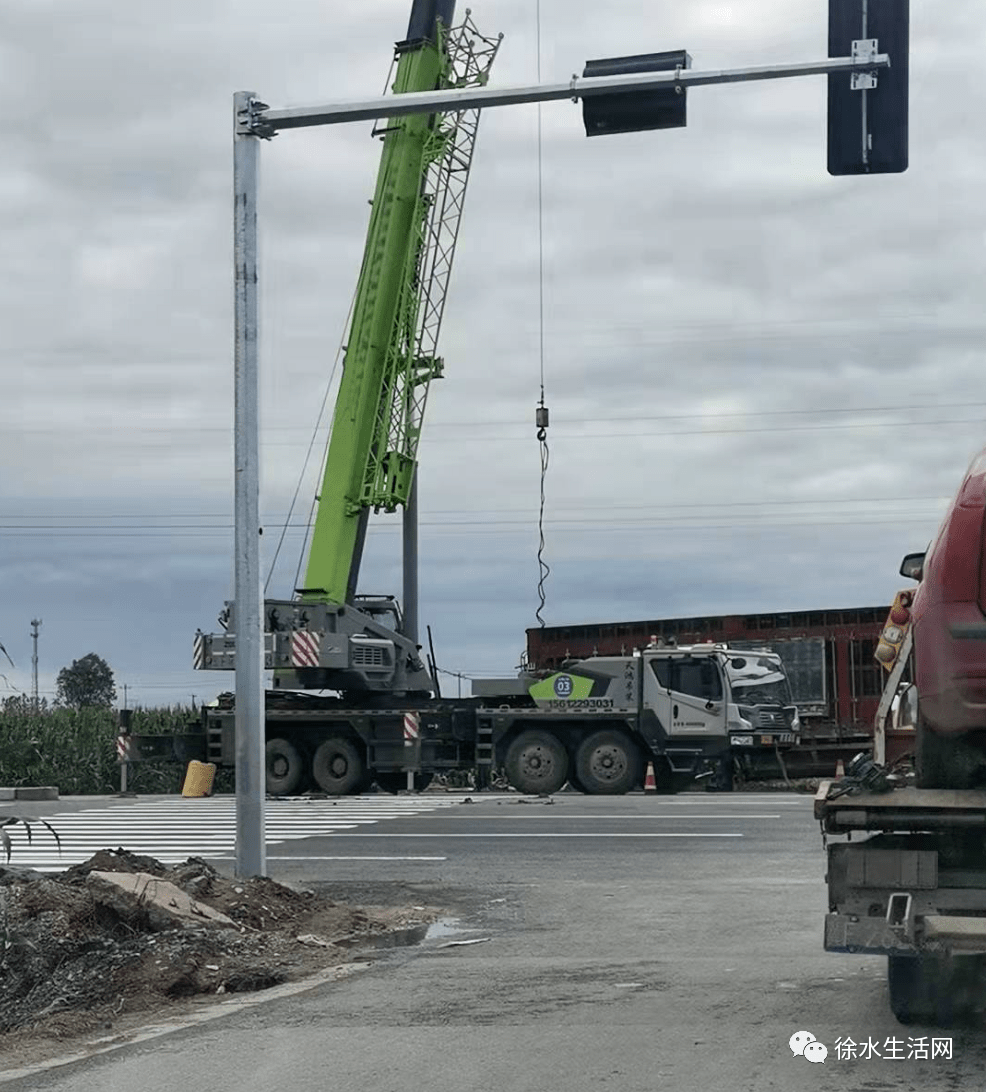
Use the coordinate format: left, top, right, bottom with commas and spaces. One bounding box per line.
301, 1, 499, 607
197, 2, 500, 695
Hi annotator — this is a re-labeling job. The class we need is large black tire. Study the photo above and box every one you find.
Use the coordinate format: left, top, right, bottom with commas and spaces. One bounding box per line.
504, 730, 569, 795
916, 721, 955, 789
886, 953, 986, 1026
917, 720, 986, 789
311, 737, 365, 795
888, 955, 940, 1025
375, 772, 434, 794
575, 730, 642, 795
265, 738, 306, 796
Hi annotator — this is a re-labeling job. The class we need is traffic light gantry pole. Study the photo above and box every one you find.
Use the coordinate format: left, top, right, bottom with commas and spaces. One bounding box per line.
247, 51, 890, 132
231, 43, 895, 878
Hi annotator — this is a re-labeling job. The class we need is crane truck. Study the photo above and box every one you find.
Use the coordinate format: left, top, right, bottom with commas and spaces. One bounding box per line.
816, 444, 986, 1024
159, 0, 799, 797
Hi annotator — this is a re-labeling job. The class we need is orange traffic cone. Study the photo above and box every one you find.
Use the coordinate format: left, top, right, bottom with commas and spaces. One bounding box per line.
835, 758, 845, 779
644, 762, 657, 792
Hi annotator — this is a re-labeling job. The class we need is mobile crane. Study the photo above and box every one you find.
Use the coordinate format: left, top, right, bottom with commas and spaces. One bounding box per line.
171, 0, 797, 797
816, 444, 986, 1024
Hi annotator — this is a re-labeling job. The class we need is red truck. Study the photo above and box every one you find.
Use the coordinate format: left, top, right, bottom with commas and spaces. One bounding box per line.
904, 447, 986, 788
817, 445, 986, 1025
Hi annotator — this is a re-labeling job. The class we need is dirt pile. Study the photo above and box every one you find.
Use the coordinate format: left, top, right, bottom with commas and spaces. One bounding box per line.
0, 849, 434, 1044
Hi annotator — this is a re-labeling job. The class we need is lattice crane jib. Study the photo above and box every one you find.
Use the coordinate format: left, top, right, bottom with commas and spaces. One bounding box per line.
303, 11, 501, 606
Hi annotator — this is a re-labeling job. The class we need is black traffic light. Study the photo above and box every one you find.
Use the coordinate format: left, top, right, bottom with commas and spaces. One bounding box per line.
827, 0, 909, 174
582, 51, 691, 137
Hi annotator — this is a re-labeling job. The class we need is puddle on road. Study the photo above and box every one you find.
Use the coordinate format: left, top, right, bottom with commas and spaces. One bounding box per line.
339, 916, 469, 952
425, 916, 467, 940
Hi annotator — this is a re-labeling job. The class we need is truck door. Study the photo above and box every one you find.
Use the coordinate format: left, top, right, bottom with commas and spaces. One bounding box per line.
643, 655, 728, 740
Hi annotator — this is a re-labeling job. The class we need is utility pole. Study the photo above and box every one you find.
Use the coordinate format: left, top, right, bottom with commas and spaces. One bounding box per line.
30, 619, 41, 712
233, 90, 266, 880
123, 683, 129, 710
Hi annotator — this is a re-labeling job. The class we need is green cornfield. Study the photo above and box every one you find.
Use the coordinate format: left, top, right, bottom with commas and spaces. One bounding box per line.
0, 700, 232, 795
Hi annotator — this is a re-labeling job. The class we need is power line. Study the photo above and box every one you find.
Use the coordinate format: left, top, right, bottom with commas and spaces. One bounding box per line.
0, 517, 946, 539
4, 401, 986, 434
0, 493, 953, 521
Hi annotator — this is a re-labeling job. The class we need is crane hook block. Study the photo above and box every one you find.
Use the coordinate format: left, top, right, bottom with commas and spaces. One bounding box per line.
535, 405, 549, 432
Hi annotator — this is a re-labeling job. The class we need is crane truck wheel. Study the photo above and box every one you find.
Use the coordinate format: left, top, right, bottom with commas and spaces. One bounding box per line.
311, 737, 366, 795
504, 730, 569, 795
265, 738, 306, 796
574, 730, 642, 795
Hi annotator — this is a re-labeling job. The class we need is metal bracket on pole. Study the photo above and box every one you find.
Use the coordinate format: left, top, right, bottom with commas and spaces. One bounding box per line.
236, 96, 275, 140
851, 39, 879, 89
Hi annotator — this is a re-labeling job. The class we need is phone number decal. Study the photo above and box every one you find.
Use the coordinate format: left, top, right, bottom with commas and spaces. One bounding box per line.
546, 699, 615, 710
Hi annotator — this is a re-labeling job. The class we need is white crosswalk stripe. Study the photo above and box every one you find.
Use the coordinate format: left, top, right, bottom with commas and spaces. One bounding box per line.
3, 794, 506, 872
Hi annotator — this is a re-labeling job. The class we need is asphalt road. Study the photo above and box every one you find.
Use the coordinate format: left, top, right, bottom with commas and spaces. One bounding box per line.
3, 789, 984, 1090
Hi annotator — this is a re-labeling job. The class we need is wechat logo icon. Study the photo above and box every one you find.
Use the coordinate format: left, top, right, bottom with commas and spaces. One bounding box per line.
790, 1031, 827, 1064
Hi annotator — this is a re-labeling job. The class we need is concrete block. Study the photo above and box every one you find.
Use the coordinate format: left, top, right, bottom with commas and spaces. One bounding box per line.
87, 870, 237, 931
13, 787, 59, 802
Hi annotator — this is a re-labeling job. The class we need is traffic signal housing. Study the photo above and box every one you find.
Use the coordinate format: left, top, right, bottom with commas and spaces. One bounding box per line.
582, 51, 691, 137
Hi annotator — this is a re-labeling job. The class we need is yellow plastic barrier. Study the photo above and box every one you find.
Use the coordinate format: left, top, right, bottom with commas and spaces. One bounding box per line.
181, 760, 217, 798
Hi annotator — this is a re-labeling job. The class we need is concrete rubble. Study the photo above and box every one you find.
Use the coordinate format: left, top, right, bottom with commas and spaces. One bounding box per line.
86, 870, 238, 930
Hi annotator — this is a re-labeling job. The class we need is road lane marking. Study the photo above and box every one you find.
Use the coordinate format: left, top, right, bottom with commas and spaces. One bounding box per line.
410, 814, 781, 820
242, 855, 448, 861
328, 832, 744, 838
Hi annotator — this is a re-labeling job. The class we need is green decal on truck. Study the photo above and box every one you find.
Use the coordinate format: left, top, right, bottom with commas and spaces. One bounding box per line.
529, 673, 596, 701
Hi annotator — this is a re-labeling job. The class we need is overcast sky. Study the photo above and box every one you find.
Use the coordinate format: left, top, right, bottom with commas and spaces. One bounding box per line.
1, 0, 983, 706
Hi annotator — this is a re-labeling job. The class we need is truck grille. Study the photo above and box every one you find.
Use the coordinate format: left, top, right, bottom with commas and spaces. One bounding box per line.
352, 645, 386, 667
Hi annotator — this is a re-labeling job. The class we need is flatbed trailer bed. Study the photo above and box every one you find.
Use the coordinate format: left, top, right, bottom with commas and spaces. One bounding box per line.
816, 780, 986, 954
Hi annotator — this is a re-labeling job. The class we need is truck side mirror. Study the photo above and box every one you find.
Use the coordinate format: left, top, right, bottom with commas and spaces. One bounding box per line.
900, 552, 925, 581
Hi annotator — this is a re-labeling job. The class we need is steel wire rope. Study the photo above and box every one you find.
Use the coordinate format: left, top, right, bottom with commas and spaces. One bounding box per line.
533, 0, 550, 636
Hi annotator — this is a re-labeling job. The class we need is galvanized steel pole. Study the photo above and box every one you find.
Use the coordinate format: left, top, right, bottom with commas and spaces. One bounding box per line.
233, 91, 266, 878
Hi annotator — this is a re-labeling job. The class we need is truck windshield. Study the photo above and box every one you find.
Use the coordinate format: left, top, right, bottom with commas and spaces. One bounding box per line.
726, 656, 792, 706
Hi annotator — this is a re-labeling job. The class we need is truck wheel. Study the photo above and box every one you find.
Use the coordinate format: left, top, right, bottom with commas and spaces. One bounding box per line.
311, 738, 365, 795
887, 954, 959, 1026
916, 719, 986, 789
916, 720, 953, 789
375, 772, 434, 794
265, 738, 305, 796
575, 730, 642, 795
505, 730, 569, 795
